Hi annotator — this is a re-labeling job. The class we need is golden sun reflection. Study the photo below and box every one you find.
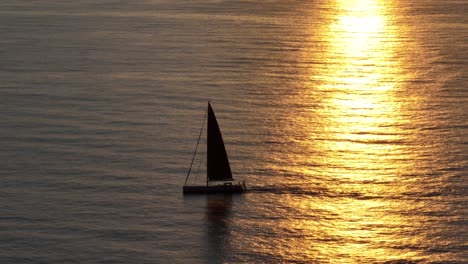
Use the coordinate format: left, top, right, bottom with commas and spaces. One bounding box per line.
283, 0, 425, 262
309, 0, 410, 182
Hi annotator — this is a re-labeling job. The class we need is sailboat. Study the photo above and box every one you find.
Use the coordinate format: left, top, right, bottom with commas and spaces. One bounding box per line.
183, 102, 246, 194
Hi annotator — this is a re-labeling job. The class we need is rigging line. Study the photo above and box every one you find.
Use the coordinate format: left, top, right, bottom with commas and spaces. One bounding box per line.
193, 148, 205, 184
184, 112, 206, 185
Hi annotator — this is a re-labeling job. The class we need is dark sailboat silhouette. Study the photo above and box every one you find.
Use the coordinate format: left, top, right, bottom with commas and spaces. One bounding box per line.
183, 102, 246, 194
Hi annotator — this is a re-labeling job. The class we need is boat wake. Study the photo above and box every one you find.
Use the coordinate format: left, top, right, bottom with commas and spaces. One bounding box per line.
245, 186, 323, 196
245, 186, 398, 200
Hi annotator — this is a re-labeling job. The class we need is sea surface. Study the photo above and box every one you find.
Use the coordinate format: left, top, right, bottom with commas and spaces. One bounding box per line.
1, 1, 467, 263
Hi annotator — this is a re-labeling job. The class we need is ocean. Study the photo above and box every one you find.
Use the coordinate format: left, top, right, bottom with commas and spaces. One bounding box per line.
0, 0, 466, 263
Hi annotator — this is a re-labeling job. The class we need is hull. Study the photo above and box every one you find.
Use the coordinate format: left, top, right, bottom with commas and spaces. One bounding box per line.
183, 182, 246, 194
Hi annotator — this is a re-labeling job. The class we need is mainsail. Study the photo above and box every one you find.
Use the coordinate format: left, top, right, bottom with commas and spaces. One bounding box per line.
207, 102, 233, 182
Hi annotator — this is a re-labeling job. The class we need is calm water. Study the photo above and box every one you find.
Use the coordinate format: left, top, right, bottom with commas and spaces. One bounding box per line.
1, 1, 467, 263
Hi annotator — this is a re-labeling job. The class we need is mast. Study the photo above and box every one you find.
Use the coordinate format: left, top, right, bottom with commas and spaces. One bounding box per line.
207, 102, 233, 182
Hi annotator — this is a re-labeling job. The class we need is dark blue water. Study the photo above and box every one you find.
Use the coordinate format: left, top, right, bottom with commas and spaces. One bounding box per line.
1, 1, 466, 263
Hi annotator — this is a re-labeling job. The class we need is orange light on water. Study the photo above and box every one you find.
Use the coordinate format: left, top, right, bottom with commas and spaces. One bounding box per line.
303, 0, 410, 180
275, 1, 427, 262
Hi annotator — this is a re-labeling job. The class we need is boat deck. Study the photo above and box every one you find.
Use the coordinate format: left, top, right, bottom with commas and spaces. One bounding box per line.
183, 182, 246, 194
